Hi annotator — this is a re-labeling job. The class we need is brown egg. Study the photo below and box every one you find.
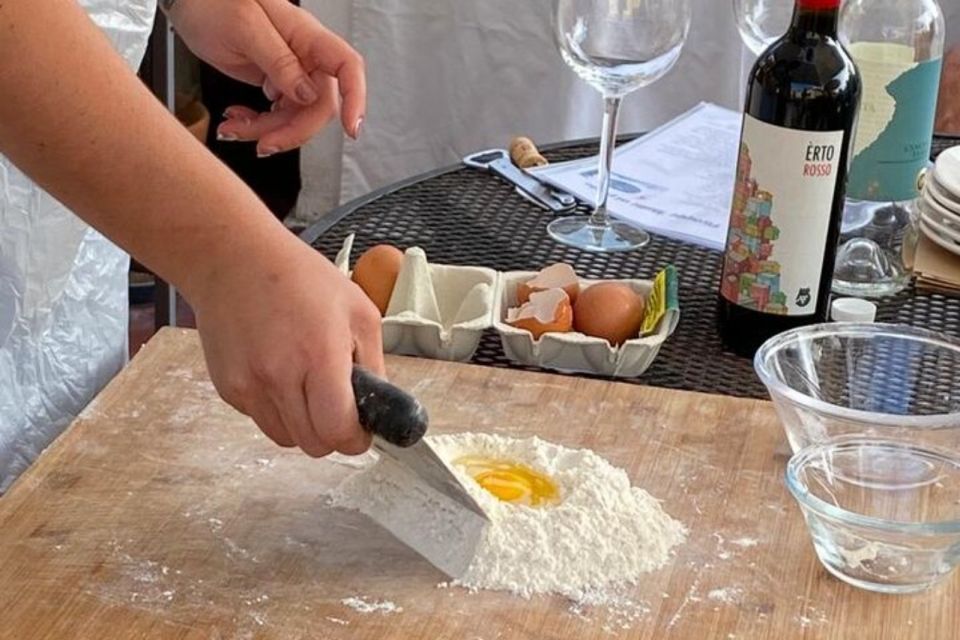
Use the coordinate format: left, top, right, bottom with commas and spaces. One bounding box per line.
506, 289, 573, 340
573, 282, 646, 346
516, 263, 581, 305
351, 244, 404, 315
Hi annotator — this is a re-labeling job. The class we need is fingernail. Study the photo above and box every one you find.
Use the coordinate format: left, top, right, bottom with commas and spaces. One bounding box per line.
352, 117, 364, 140
217, 131, 239, 142
257, 146, 280, 158
295, 81, 319, 104
222, 109, 253, 125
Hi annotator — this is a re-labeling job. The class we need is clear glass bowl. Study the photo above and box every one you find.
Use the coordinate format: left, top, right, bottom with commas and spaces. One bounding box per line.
754, 323, 960, 454
786, 437, 960, 593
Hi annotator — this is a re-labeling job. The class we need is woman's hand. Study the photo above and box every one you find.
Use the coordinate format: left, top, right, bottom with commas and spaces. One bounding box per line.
0, 0, 381, 457
190, 234, 385, 456
936, 46, 960, 134
168, 0, 365, 156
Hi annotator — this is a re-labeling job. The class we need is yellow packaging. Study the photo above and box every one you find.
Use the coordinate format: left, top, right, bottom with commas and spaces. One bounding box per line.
642, 265, 679, 336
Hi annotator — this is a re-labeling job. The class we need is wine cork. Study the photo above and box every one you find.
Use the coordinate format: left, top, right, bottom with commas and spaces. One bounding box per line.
509, 136, 548, 169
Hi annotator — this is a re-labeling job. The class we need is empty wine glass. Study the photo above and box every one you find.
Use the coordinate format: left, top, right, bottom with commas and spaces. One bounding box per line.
550, 0, 691, 253
732, 0, 793, 56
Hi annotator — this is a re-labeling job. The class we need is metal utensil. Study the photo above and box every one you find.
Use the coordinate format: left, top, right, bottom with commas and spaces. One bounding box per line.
351, 367, 490, 577
463, 148, 577, 213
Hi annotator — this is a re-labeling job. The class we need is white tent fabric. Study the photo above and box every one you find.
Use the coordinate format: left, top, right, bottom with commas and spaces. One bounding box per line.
295, 1, 960, 224
294, 0, 745, 222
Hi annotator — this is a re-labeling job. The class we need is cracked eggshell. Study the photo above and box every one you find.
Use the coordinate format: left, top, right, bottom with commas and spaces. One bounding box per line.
494, 271, 679, 378
515, 263, 581, 305
505, 288, 574, 339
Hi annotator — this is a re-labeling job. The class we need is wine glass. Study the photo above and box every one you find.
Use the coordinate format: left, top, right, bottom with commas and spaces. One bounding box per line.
550, 0, 691, 253
732, 0, 793, 56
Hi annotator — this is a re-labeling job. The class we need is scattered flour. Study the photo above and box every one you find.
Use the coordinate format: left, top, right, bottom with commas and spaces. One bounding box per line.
730, 537, 759, 549
707, 586, 743, 604
794, 597, 829, 628
334, 433, 686, 604
666, 570, 704, 629
340, 596, 404, 614
712, 533, 733, 560
569, 589, 653, 630
327, 450, 379, 470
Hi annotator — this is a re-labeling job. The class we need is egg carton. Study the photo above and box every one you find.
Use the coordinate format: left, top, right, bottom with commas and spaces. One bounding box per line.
493, 271, 680, 378
335, 234, 498, 362
335, 235, 679, 372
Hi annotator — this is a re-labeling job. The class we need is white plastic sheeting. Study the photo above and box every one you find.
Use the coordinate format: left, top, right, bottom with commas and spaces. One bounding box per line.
0, 0, 156, 492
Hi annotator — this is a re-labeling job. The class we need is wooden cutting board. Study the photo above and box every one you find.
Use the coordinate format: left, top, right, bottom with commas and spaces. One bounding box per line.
0, 328, 956, 640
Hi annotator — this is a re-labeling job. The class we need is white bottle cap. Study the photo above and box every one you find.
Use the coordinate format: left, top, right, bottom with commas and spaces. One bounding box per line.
831, 297, 877, 323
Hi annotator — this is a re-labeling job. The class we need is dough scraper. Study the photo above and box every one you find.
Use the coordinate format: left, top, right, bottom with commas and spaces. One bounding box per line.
351, 367, 490, 578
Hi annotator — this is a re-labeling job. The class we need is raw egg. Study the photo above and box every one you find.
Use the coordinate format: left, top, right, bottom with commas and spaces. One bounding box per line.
516, 263, 581, 305
573, 282, 646, 346
455, 456, 560, 507
351, 244, 404, 315
506, 288, 573, 339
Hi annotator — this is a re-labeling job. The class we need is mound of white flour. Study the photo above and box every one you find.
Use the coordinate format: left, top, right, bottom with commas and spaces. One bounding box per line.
333, 433, 686, 601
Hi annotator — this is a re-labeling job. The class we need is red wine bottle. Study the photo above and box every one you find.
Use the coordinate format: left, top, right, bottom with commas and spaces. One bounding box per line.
718, 0, 861, 356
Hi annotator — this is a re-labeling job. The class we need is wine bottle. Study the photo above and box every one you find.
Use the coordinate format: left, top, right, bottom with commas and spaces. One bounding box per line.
833, 0, 945, 297
718, 0, 861, 357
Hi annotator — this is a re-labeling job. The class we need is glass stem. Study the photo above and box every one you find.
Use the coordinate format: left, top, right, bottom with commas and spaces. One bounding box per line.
591, 94, 622, 227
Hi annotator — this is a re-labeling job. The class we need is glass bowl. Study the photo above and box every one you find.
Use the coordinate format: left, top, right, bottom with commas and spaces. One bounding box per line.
786, 437, 960, 593
754, 323, 960, 454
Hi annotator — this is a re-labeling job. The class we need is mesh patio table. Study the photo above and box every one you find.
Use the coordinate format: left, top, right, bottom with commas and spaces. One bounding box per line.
302, 136, 960, 400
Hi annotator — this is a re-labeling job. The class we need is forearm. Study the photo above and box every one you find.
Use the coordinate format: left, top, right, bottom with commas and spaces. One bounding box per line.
0, 0, 296, 303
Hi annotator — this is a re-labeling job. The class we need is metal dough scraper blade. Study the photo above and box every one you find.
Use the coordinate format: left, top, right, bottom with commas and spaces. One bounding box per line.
352, 367, 490, 578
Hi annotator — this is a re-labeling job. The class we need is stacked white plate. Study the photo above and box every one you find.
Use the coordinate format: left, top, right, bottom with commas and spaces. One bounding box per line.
920, 146, 960, 256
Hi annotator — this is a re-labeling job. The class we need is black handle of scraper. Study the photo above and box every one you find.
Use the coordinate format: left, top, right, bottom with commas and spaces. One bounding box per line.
351, 366, 429, 448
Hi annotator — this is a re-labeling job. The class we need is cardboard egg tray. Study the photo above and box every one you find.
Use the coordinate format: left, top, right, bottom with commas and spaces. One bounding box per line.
336, 234, 497, 362
335, 235, 680, 376
494, 271, 679, 378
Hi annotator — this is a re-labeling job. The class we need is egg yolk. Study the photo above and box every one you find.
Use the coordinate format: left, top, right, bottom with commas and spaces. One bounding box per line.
454, 456, 560, 507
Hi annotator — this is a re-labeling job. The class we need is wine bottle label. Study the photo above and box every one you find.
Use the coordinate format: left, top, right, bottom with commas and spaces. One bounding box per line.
847, 43, 943, 203
720, 115, 844, 317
